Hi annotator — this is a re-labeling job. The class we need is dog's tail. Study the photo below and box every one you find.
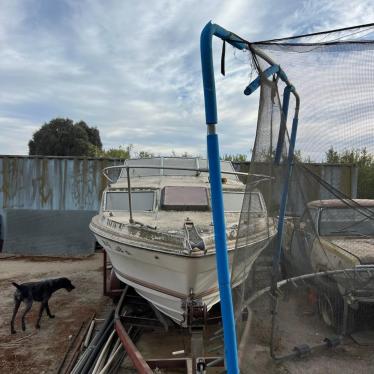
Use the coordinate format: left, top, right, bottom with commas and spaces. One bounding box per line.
11, 282, 22, 290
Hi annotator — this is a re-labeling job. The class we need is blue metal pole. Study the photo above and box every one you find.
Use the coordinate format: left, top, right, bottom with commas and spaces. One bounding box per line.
207, 131, 239, 373
243, 64, 280, 96
200, 21, 300, 373
274, 86, 292, 165
273, 100, 300, 268
201, 22, 239, 374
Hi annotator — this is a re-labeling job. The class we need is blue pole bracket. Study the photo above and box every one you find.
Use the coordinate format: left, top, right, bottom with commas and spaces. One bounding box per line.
244, 64, 280, 96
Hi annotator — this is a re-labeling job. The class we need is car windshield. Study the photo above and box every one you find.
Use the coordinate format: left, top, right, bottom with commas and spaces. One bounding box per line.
319, 207, 374, 237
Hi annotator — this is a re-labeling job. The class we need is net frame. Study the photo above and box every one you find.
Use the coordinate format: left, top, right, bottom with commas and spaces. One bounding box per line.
202, 21, 374, 373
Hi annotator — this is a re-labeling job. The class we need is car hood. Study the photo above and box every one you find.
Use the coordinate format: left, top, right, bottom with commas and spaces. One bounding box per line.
329, 238, 374, 264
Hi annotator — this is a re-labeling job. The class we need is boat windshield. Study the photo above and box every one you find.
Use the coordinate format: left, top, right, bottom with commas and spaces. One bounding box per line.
223, 192, 263, 213
319, 207, 374, 237
105, 191, 155, 211
161, 186, 209, 211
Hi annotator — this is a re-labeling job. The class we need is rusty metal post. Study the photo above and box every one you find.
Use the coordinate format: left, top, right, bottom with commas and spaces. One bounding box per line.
103, 249, 107, 296
115, 288, 153, 373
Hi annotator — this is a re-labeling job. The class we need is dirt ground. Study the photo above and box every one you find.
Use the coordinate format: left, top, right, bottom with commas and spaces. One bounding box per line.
0, 252, 110, 373
239, 288, 374, 374
1, 254, 374, 374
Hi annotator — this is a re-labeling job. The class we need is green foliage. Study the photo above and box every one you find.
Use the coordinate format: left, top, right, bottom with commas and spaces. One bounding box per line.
75, 121, 102, 149
325, 147, 340, 163
222, 153, 248, 162
293, 150, 314, 163
325, 147, 374, 199
29, 118, 102, 156
97, 145, 155, 159
101, 145, 133, 159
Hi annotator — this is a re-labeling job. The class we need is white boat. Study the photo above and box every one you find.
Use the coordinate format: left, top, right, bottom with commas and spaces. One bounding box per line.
89, 157, 275, 326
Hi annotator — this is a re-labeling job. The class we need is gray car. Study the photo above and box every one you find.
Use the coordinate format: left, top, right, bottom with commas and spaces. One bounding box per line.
283, 199, 374, 332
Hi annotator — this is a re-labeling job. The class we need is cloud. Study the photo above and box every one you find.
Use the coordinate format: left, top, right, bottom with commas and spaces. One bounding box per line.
0, 0, 373, 160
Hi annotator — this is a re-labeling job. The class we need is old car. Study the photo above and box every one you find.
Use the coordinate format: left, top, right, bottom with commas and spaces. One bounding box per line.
283, 199, 374, 332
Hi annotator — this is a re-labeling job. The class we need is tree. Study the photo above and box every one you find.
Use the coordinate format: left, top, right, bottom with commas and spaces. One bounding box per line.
28, 118, 102, 156
75, 121, 102, 149
325, 147, 374, 199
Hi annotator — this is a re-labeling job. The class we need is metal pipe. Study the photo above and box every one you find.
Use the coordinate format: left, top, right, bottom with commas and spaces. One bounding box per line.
81, 321, 114, 374
92, 330, 116, 374
274, 85, 292, 164
77, 310, 114, 374
103, 249, 107, 296
200, 21, 289, 374
200, 21, 299, 123
243, 64, 280, 95
200, 21, 302, 374
114, 288, 153, 373
272, 336, 343, 362
84, 320, 95, 348
98, 339, 122, 374
64, 313, 96, 374
206, 357, 224, 367
243, 266, 374, 308
102, 164, 261, 181
272, 96, 300, 275
206, 127, 239, 374
126, 167, 134, 223
56, 321, 85, 374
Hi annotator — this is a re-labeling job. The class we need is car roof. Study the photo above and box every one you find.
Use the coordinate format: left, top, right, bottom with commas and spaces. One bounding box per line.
307, 199, 374, 208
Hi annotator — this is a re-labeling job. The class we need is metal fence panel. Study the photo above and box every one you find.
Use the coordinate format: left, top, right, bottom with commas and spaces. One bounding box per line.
2, 209, 97, 256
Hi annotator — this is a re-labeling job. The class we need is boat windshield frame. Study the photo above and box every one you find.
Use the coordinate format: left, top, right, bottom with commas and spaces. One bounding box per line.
104, 189, 156, 212
101, 161, 272, 223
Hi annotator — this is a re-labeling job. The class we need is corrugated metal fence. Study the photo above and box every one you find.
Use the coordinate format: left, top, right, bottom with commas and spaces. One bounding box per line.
0, 156, 124, 255
0, 155, 124, 211
233, 162, 358, 215
0, 156, 357, 255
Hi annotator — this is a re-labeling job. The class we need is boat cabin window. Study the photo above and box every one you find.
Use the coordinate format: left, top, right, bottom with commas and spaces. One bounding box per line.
161, 186, 209, 211
105, 191, 155, 212
223, 192, 263, 212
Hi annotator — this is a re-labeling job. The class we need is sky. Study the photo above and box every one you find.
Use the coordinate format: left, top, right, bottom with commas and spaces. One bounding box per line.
1, 0, 374, 159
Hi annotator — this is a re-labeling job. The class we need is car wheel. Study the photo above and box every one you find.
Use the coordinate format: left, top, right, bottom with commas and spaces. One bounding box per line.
318, 292, 336, 328
318, 291, 356, 334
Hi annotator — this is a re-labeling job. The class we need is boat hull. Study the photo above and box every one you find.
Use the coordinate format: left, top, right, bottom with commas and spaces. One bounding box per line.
94, 229, 271, 326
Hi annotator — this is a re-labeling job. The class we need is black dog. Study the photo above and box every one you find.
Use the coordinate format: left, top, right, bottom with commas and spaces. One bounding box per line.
10, 277, 75, 334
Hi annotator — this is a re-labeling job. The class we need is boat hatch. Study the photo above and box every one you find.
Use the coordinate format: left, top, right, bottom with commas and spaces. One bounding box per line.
105, 191, 155, 211
161, 186, 209, 211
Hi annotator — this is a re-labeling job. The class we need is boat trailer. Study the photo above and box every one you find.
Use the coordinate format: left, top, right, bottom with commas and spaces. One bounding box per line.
102, 249, 225, 373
